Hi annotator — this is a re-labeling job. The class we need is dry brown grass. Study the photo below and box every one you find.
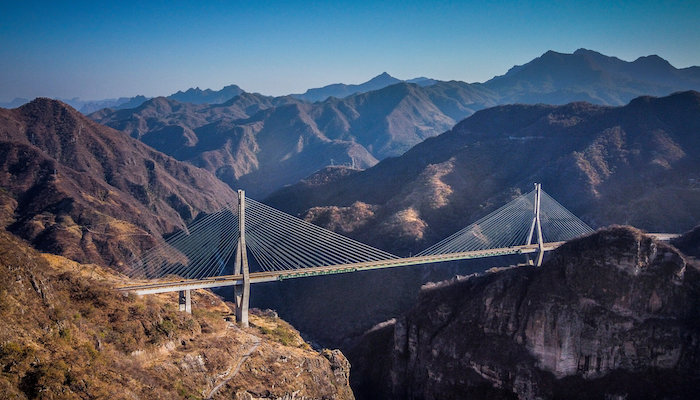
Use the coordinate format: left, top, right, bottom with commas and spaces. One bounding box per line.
0, 230, 354, 399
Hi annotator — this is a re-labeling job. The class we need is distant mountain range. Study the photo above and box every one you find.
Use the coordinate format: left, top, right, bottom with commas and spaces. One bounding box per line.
168, 84, 245, 104
484, 48, 700, 105
0, 96, 150, 115
5, 49, 700, 199
0, 97, 31, 109
0, 84, 244, 114
6, 48, 697, 113
77, 95, 151, 114
90, 81, 497, 196
86, 49, 700, 197
290, 72, 438, 102
0, 98, 235, 267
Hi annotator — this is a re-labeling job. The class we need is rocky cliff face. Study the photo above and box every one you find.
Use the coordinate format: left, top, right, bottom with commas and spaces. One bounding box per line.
672, 224, 700, 259
354, 227, 700, 399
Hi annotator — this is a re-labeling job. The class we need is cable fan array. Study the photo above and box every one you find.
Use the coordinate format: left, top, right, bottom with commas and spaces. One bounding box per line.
127, 202, 240, 280
127, 195, 400, 280
538, 190, 594, 242
417, 188, 593, 256
244, 198, 399, 271
127, 187, 592, 281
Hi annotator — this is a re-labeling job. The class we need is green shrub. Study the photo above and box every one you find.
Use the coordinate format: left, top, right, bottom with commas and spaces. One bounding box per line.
157, 318, 176, 338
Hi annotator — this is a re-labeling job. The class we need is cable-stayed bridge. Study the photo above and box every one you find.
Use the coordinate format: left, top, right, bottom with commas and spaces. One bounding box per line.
119, 184, 594, 326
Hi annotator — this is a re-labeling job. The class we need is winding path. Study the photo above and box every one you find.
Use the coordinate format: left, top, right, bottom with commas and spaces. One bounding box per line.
206, 323, 261, 399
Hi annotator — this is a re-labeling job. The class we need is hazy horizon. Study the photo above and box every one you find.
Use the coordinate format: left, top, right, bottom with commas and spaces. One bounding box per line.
1, 0, 699, 102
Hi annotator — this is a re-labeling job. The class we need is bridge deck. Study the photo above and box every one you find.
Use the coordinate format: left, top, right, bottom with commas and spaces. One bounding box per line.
119, 242, 565, 295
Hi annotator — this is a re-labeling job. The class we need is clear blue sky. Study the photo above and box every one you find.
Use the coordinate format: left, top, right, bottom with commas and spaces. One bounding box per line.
1, 0, 698, 101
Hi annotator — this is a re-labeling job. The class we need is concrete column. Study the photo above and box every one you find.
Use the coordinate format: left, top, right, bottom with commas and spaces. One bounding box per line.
534, 183, 545, 267
178, 289, 192, 313
233, 190, 250, 327
524, 183, 545, 266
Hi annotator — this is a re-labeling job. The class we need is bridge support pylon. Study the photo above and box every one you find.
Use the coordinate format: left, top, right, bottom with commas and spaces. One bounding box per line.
179, 289, 191, 313
525, 183, 545, 266
234, 190, 251, 327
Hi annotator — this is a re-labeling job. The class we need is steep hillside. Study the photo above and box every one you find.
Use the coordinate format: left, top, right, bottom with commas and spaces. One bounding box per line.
352, 226, 700, 399
92, 96, 377, 196
0, 229, 354, 399
270, 91, 700, 253
0, 98, 235, 268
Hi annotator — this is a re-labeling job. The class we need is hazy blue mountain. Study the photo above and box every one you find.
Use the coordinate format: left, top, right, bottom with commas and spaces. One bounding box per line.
52, 83, 246, 115
0, 98, 30, 109
291, 73, 443, 102
292, 72, 403, 102
309, 81, 497, 157
167, 84, 245, 104
1, 96, 153, 115
77, 95, 150, 114
485, 48, 700, 105
406, 76, 439, 86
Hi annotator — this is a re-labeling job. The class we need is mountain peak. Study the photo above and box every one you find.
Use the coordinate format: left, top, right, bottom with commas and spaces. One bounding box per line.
19, 97, 82, 119
292, 72, 402, 102
367, 72, 400, 84
541, 49, 565, 58
168, 84, 245, 105
632, 54, 673, 68
573, 48, 601, 56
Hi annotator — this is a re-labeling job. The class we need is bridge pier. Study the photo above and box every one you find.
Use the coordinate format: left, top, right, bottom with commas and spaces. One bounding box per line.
525, 183, 545, 267
179, 289, 191, 313
234, 190, 251, 327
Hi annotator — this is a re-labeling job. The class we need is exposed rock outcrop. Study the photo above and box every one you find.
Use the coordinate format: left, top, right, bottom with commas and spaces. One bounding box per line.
355, 226, 700, 399
672, 224, 700, 259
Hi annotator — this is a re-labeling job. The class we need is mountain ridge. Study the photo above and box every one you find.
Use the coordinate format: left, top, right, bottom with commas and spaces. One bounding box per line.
484, 48, 700, 105
91, 81, 497, 196
92, 49, 700, 197
6, 48, 699, 114
0, 98, 235, 267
